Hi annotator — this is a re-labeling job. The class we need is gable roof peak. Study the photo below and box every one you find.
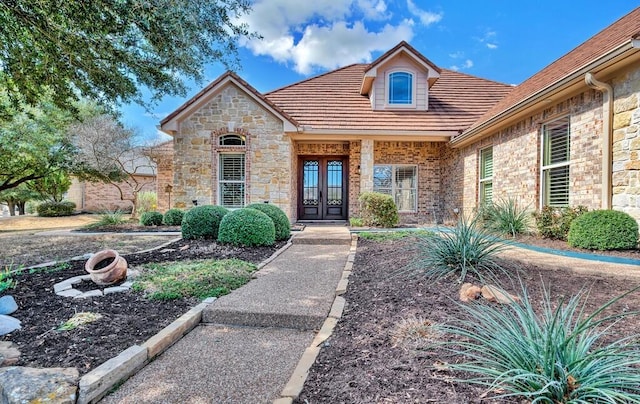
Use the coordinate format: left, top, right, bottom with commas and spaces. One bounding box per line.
361, 41, 442, 95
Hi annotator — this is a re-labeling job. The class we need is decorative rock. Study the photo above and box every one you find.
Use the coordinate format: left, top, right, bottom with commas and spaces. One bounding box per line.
0, 366, 79, 403
73, 290, 103, 299
459, 283, 482, 302
57, 289, 83, 298
0, 314, 21, 335
0, 295, 18, 315
0, 341, 21, 366
104, 286, 130, 295
481, 285, 521, 304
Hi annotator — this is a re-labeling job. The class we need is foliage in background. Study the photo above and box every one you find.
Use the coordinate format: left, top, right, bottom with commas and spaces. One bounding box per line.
245, 203, 290, 241
349, 217, 364, 227
358, 192, 399, 228
481, 198, 531, 238
218, 208, 276, 247
413, 215, 507, 283
36, 201, 76, 217
135, 191, 158, 217
72, 112, 157, 218
133, 259, 256, 300
0, 184, 39, 216
568, 209, 639, 250
533, 205, 588, 240
139, 211, 163, 226
26, 171, 71, 203
0, 92, 76, 192
438, 284, 640, 403
181, 205, 229, 240
162, 209, 184, 226
0, 0, 257, 116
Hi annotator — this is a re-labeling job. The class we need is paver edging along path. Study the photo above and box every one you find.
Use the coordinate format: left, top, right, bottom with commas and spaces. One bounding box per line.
276, 233, 358, 402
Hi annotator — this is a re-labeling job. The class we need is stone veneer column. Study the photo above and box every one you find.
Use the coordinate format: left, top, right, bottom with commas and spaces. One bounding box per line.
360, 139, 374, 193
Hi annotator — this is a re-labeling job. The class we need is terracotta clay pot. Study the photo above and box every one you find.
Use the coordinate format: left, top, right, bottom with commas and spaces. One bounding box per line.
85, 249, 128, 286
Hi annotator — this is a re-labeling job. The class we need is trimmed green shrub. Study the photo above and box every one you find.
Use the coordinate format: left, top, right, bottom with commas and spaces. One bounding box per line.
413, 214, 507, 283
181, 205, 229, 240
162, 208, 184, 226
218, 208, 275, 246
139, 211, 163, 226
568, 209, 639, 250
245, 203, 290, 241
36, 201, 76, 217
533, 205, 588, 240
358, 192, 399, 228
482, 198, 531, 238
440, 285, 640, 402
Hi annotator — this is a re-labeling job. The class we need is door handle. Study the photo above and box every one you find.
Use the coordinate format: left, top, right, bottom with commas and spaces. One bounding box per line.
319, 190, 322, 200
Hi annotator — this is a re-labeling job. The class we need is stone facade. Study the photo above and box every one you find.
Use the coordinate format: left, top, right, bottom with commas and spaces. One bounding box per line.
170, 83, 293, 219
612, 65, 640, 221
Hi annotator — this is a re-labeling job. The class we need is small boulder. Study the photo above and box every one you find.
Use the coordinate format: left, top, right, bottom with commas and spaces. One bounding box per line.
0, 341, 20, 366
0, 366, 79, 403
459, 283, 482, 302
0, 295, 18, 315
481, 285, 521, 304
0, 314, 21, 336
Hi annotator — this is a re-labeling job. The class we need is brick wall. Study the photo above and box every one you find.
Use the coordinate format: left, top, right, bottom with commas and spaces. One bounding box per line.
68, 176, 156, 212
153, 141, 174, 212
374, 141, 444, 224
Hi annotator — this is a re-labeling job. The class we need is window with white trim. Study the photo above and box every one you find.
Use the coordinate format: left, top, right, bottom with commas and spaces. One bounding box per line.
219, 153, 245, 209
219, 134, 245, 146
541, 116, 570, 207
387, 71, 414, 105
479, 147, 493, 205
373, 165, 417, 211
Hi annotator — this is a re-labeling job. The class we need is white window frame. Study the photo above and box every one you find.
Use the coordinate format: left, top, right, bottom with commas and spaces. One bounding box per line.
373, 164, 418, 212
218, 153, 245, 209
479, 146, 493, 205
540, 116, 570, 208
385, 69, 416, 109
219, 134, 245, 147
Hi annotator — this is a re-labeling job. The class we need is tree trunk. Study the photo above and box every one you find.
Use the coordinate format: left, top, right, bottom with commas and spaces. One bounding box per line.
17, 202, 26, 215
7, 201, 16, 216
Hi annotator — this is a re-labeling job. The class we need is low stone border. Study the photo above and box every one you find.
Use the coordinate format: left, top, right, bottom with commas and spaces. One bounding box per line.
274, 233, 358, 404
77, 238, 295, 403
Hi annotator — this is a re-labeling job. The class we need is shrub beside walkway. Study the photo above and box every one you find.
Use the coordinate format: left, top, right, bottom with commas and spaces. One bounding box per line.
101, 225, 351, 403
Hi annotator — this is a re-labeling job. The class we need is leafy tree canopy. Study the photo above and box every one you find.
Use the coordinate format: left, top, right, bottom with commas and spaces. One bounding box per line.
0, 0, 256, 115
0, 91, 78, 192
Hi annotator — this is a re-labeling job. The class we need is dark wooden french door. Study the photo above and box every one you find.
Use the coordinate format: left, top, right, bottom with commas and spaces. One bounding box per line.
298, 157, 348, 220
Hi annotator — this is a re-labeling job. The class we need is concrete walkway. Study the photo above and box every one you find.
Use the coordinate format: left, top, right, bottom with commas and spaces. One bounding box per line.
101, 225, 351, 404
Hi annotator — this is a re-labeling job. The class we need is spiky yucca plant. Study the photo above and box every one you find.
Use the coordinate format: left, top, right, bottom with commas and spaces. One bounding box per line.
414, 215, 507, 283
439, 284, 640, 403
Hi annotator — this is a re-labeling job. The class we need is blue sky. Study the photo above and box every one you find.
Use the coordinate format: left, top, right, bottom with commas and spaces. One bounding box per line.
122, 1, 638, 144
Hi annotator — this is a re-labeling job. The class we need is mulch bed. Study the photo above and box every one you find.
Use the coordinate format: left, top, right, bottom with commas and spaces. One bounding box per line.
295, 237, 640, 403
1, 239, 284, 374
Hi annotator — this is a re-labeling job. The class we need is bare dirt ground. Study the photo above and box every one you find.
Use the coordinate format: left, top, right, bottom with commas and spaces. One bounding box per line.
296, 237, 640, 403
0, 213, 99, 232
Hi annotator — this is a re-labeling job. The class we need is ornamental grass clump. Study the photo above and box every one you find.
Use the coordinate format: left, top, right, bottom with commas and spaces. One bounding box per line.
439, 284, 640, 403
482, 198, 531, 238
414, 215, 507, 283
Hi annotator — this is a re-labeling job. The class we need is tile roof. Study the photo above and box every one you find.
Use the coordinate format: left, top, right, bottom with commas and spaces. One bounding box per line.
464, 7, 640, 135
265, 64, 512, 133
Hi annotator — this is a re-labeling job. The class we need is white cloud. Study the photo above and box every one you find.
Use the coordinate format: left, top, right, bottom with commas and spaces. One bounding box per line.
449, 59, 473, 72
448, 51, 464, 59
239, 0, 424, 75
486, 43, 498, 49
406, 0, 442, 26
475, 29, 498, 50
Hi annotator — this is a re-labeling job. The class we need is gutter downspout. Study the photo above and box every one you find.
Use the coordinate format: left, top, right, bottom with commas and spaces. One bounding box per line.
585, 72, 613, 209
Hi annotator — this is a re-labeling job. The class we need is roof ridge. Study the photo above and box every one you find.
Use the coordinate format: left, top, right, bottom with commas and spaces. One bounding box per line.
266, 64, 366, 95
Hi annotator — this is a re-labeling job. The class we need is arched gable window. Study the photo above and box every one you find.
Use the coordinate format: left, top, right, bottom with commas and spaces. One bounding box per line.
219, 134, 246, 146
388, 71, 414, 105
